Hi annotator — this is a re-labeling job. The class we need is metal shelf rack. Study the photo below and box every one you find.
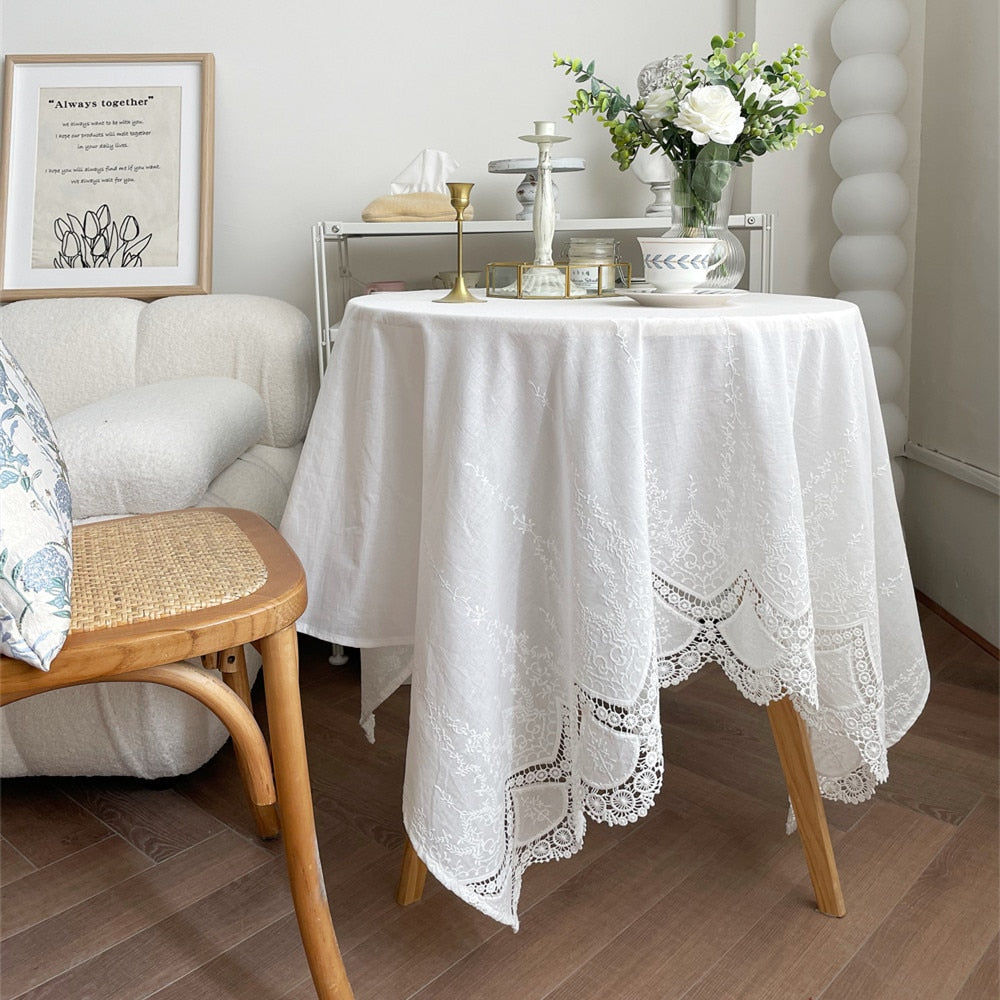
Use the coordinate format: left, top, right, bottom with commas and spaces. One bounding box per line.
312, 214, 774, 376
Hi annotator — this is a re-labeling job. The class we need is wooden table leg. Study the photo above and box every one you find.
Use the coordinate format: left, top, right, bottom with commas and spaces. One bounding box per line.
766, 696, 847, 917
396, 835, 428, 905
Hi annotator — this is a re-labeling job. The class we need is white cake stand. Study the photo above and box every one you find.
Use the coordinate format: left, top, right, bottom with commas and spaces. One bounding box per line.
488, 155, 586, 221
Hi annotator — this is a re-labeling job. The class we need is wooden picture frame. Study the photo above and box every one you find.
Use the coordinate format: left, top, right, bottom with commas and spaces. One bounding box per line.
0, 53, 214, 301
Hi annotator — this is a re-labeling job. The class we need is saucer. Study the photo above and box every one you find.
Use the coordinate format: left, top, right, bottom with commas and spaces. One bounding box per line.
618, 288, 746, 308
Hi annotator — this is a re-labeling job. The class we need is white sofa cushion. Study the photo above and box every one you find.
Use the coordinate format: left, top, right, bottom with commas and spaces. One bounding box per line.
55, 375, 268, 518
201, 442, 303, 528
0, 297, 144, 418
135, 295, 318, 448
0, 341, 74, 670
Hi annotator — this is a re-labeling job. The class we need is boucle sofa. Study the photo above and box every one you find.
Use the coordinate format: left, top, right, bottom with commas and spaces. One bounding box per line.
0, 293, 318, 777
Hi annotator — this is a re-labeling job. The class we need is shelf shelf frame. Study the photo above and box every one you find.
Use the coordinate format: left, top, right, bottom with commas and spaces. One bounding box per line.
312, 214, 774, 376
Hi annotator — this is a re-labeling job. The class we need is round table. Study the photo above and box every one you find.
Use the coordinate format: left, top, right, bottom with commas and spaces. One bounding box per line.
282, 289, 929, 927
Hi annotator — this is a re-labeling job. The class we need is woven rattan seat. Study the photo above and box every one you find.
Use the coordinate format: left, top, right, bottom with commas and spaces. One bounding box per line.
1, 507, 355, 1000
70, 510, 268, 631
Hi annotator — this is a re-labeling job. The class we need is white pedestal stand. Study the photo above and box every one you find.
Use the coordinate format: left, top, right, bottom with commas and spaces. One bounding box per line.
488, 156, 586, 221
630, 146, 674, 219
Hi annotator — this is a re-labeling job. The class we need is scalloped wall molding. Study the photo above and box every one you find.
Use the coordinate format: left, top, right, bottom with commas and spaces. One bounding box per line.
828, 0, 911, 503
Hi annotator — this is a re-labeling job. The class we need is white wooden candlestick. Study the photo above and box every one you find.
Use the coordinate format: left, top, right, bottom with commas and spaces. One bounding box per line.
519, 120, 571, 296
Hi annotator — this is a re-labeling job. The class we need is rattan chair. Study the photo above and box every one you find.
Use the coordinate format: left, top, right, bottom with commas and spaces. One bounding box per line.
0, 507, 355, 1000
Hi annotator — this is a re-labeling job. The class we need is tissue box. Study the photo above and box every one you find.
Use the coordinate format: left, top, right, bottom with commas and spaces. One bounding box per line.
362, 192, 471, 222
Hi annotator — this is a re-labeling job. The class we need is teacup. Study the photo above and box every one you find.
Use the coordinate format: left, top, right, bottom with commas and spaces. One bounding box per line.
433, 270, 481, 289
637, 237, 720, 293
365, 280, 406, 294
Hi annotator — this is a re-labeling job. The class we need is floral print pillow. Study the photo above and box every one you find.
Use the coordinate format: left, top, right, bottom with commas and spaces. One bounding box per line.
0, 339, 73, 670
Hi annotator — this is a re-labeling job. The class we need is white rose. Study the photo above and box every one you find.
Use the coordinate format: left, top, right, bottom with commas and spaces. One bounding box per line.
742, 76, 773, 103
640, 87, 672, 123
674, 85, 745, 145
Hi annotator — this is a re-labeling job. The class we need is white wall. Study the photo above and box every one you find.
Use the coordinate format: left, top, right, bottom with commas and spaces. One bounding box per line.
2, 0, 843, 318
903, 0, 999, 644
8, 1, 993, 637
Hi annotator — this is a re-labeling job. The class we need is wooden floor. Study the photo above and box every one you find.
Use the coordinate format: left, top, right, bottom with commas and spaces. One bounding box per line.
2, 602, 997, 1000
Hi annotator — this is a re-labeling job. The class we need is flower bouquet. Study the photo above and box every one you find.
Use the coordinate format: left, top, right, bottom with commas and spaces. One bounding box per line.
554, 33, 824, 245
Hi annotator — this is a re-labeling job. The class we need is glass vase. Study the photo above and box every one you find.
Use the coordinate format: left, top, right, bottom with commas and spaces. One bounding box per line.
665, 159, 746, 290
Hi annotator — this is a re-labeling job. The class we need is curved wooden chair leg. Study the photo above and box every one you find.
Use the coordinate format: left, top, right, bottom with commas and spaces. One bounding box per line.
215, 644, 279, 837
102, 663, 281, 839
766, 696, 847, 917
260, 625, 355, 1000
396, 836, 428, 905
217, 644, 255, 709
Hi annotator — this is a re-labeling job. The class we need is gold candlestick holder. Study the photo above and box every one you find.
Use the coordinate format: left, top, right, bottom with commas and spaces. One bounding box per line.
435, 182, 482, 304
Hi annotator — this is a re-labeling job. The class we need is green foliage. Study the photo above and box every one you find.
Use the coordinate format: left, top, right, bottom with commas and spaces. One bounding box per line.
553, 32, 825, 174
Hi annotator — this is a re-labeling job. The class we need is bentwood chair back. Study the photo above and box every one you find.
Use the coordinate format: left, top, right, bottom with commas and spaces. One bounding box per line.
0, 507, 355, 1000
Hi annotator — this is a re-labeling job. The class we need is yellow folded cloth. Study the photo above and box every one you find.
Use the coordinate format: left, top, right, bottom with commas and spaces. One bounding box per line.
361, 192, 474, 222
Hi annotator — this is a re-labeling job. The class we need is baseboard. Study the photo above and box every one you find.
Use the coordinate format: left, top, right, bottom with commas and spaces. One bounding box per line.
903, 442, 1000, 496
916, 590, 999, 660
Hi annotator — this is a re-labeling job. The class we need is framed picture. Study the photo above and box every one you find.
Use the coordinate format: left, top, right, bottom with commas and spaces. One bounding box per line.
0, 53, 214, 301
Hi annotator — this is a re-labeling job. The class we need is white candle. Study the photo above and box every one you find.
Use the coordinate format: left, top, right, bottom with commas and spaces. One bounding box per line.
534, 120, 556, 137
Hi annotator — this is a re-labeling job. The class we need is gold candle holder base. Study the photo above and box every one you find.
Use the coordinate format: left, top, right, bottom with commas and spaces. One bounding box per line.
436, 277, 480, 304
436, 181, 483, 305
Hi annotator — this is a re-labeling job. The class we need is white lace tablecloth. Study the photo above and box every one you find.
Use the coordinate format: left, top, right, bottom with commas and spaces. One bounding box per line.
281, 289, 929, 928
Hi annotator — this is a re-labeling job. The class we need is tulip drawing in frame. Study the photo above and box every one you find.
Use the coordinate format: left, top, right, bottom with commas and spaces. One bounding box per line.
51, 203, 152, 268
